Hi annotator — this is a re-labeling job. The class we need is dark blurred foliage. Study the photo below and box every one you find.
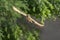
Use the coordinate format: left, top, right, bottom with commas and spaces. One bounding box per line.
0, 0, 60, 40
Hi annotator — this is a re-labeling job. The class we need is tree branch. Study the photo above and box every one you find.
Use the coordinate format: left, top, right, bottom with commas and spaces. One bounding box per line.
12, 6, 44, 28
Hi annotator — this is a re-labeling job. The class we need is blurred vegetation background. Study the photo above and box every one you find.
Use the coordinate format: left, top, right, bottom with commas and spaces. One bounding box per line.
0, 0, 60, 40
